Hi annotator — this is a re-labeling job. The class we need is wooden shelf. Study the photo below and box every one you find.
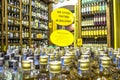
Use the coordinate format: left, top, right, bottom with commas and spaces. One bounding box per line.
22, 14, 29, 17
7, 4, 20, 9
31, 16, 48, 21
22, 38, 29, 39
31, 38, 47, 40
82, 24, 107, 27
22, 25, 30, 28
41, 0, 54, 4
31, 27, 48, 31
8, 43, 20, 46
8, 37, 20, 39
8, 17, 20, 21
82, 36, 107, 39
8, 30, 20, 33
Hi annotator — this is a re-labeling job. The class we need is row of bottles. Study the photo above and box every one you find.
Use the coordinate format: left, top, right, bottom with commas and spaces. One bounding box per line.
7, 0, 20, 7
31, 0, 48, 45
31, 19, 48, 30
8, 26, 20, 31
81, 1, 106, 14
82, 0, 106, 4
0, 46, 120, 79
22, 28, 29, 38
22, 0, 30, 28
82, 13, 106, 26
32, 1, 48, 21
83, 37, 107, 45
8, 32, 19, 38
8, 39, 20, 43
82, 26, 107, 37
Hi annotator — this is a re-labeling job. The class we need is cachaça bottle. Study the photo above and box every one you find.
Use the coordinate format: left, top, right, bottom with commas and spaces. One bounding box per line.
78, 59, 95, 80
35, 55, 49, 80
49, 61, 61, 80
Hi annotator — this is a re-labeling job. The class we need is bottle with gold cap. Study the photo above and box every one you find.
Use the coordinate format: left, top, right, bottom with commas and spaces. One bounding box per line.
35, 55, 49, 79
78, 59, 95, 80
111, 55, 120, 80
22, 60, 34, 80
49, 61, 61, 80
61, 56, 75, 80
96, 56, 112, 80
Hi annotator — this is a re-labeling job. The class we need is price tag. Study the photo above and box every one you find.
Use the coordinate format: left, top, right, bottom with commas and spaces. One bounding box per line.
77, 39, 82, 46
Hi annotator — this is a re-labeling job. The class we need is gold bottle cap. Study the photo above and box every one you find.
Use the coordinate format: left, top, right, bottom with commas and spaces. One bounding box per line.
61, 56, 71, 65
65, 53, 74, 59
101, 57, 111, 67
78, 59, 90, 70
22, 60, 31, 70
49, 61, 61, 73
40, 56, 48, 65
81, 54, 90, 59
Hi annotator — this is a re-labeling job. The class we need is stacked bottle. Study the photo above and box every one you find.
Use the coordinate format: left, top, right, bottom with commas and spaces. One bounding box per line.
81, 0, 107, 46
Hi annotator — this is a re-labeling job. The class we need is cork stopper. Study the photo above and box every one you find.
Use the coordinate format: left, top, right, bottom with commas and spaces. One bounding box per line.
49, 61, 61, 73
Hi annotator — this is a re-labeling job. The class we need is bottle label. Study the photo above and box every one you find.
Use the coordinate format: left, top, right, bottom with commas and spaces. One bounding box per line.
0, 66, 3, 72
62, 58, 64, 66
113, 54, 117, 64
99, 60, 103, 71
109, 51, 113, 58
34, 59, 39, 65
118, 58, 120, 69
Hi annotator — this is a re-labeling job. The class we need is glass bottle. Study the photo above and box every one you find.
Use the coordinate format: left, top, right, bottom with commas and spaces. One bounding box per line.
22, 60, 34, 80
35, 55, 49, 80
8, 60, 23, 80
78, 59, 95, 80
49, 61, 61, 80
61, 56, 75, 80
101, 56, 112, 80
0, 57, 5, 79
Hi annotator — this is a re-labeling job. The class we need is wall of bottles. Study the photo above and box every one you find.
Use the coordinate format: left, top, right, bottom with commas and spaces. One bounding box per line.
6, 0, 21, 50
81, 0, 107, 46
21, 0, 30, 48
4, 0, 49, 50
31, 0, 48, 46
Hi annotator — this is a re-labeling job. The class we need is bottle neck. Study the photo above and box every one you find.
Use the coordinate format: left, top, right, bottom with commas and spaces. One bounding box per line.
50, 73, 61, 80
62, 65, 70, 72
40, 64, 48, 72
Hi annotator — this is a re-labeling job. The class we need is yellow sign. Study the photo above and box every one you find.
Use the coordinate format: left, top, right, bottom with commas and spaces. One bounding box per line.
77, 39, 82, 46
50, 30, 74, 46
51, 8, 74, 26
